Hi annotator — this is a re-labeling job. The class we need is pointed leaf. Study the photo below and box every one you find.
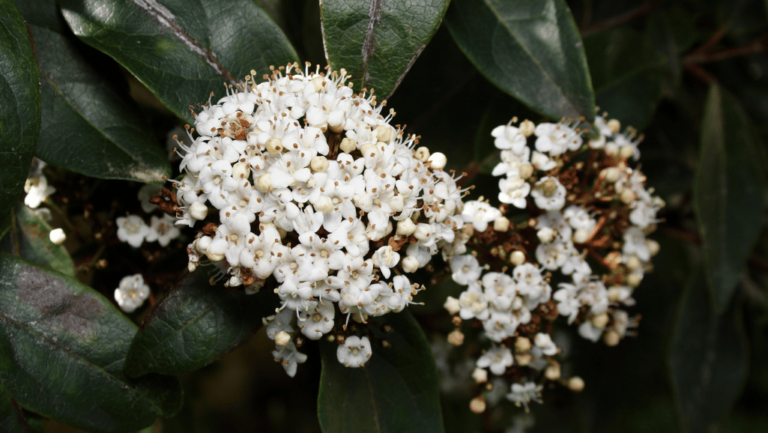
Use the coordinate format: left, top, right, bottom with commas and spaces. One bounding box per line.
0, 254, 182, 433
669, 269, 748, 432
125, 270, 279, 378
445, 0, 595, 122
0, 205, 75, 277
0, 0, 40, 224
320, 0, 450, 99
13, 0, 171, 183
0, 383, 29, 433
318, 310, 444, 433
693, 85, 765, 312
59, 0, 299, 124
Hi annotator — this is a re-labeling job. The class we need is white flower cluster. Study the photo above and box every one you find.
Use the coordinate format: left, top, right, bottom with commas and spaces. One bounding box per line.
443, 115, 661, 412
24, 159, 55, 209
175, 64, 465, 375
114, 274, 150, 313
116, 214, 180, 248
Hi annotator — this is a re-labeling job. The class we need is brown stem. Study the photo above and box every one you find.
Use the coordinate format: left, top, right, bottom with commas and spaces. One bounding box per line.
580, 0, 665, 36
683, 63, 716, 84
683, 40, 766, 64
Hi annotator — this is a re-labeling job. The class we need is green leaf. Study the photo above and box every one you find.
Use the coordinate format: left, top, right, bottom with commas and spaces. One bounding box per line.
59, 0, 299, 124
669, 268, 748, 432
584, 27, 665, 131
0, 383, 29, 433
0, 254, 182, 433
693, 85, 765, 312
318, 310, 444, 433
445, 0, 595, 123
320, 0, 450, 99
124, 270, 279, 378
0, 206, 74, 277
14, 0, 171, 183
0, 0, 41, 225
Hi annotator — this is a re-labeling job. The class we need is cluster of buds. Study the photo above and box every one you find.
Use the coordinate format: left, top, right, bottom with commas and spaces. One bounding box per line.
172, 63, 467, 375
442, 114, 661, 412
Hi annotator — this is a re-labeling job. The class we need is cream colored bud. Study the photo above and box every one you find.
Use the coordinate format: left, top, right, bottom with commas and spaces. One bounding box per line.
328, 111, 345, 133
310, 156, 329, 173
619, 145, 635, 160
510, 251, 526, 266
604, 330, 620, 346
447, 329, 464, 346
361, 142, 378, 159
415, 146, 430, 162
573, 228, 589, 244
591, 312, 609, 329
515, 336, 531, 353
414, 223, 431, 241
469, 397, 486, 414
589, 135, 606, 149
540, 178, 558, 197
277, 227, 287, 239
375, 125, 393, 143
520, 119, 535, 137
49, 228, 66, 245
472, 368, 488, 384
537, 227, 555, 243
340, 137, 356, 153
604, 167, 620, 183
427, 152, 447, 170
195, 236, 212, 255
389, 194, 404, 212
605, 142, 619, 156
352, 313, 369, 324
256, 174, 272, 193
607, 287, 624, 302
568, 376, 585, 392
461, 224, 475, 237
188, 262, 197, 272
444, 296, 461, 315
518, 163, 534, 179
607, 119, 621, 134
397, 218, 417, 236
190, 201, 208, 220
265, 137, 283, 155
401, 256, 420, 273
620, 189, 636, 204
232, 162, 249, 180
494, 216, 510, 233
545, 363, 561, 380
626, 255, 641, 271
311, 76, 325, 92
205, 247, 225, 262
627, 272, 643, 288
314, 196, 333, 214
516, 352, 532, 366
646, 239, 660, 256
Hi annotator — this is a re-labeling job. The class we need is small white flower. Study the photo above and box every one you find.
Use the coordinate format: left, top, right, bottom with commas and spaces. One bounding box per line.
372, 245, 400, 278
116, 215, 150, 248
498, 176, 530, 208
337, 335, 372, 368
49, 228, 66, 245
114, 274, 150, 313
506, 382, 543, 410
146, 214, 181, 246
530, 177, 566, 211
450, 254, 482, 286
476, 346, 514, 375
491, 124, 527, 154
578, 321, 603, 342
623, 227, 650, 261
533, 333, 558, 356
137, 184, 162, 213
24, 175, 56, 209
461, 200, 502, 232
272, 342, 307, 377
458, 282, 489, 320
299, 302, 335, 340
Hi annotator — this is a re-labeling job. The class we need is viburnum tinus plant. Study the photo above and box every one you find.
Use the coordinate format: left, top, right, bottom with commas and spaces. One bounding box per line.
2, 0, 768, 432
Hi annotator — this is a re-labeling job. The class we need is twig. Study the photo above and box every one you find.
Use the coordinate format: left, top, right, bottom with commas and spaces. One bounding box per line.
580, 0, 664, 36
683, 40, 766, 65
683, 63, 716, 84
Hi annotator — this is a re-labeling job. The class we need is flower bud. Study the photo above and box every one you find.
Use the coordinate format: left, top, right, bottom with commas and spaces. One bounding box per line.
591, 312, 609, 329
515, 336, 531, 353
311, 76, 325, 92
589, 135, 606, 149
414, 223, 431, 241
427, 152, 447, 170
444, 296, 461, 315
314, 196, 334, 214
607, 119, 621, 134
537, 227, 555, 243
232, 162, 249, 180
604, 330, 620, 346
49, 228, 66, 245
518, 163, 534, 179
510, 251, 526, 266
605, 142, 619, 156
275, 331, 291, 346
188, 262, 197, 272
310, 156, 329, 173
568, 376, 585, 392
265, 137, 283, 155
607, 287, 624, 302
519, 119, 535, 137
447, 329, 464, 346
540, 178, 558, 197
625, 255, 641, 271
375, 125, 393, 143
256, 174, 272, 193
397, 218, 417, 236
328, 110, 345, 132
493, 216, 510, 232
389, 194, 404, 212
516, 352, 532, 366
573, 228, 589, 244
472, 368, 488, 384
206, 247, 225, 262
604, 167, 620, 183
646, 239, 660, 256
627, 272, 642, 287
620, 188, 636, 204
619, 145, 635, 160
545, 362, 561, 380
190, 201, 208, 221
469, 397, 486, 414
401, 256, 420, 273
340, 137, 356, 153
195, 236, 212, 255
415, 146, 430, 162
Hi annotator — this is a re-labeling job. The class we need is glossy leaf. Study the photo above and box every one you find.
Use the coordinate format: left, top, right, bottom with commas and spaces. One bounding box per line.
0, 255, 182, 433
318, 310, 444, 433
0, 206, 75, 277
0, 383, 29, 433
320, 0, 450, 99
693, 85, 765, 312
584, 28, 666, 130
0, 0, 40, 225
669, 269, 748, 432
60, 0, 299, 123
445, 0, 595, 123
125, 270, 279, 378
14, 0, 171, 183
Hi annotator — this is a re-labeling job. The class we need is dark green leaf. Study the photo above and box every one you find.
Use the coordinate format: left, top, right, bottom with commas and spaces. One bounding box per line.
59, 0, 299, 124
445, 0, 595, 123
125, 270, 279, 378
0, 383, 29, 433
669, 268, 748, 432
14, 0, 171, 183
318, 310, 444, 433
0, 0, 40, 225
0, 206, 74, 277
693, 85, 765, 312
584, 28, 665, 130
320, 0, 450, 99
0, 254, 182, 432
